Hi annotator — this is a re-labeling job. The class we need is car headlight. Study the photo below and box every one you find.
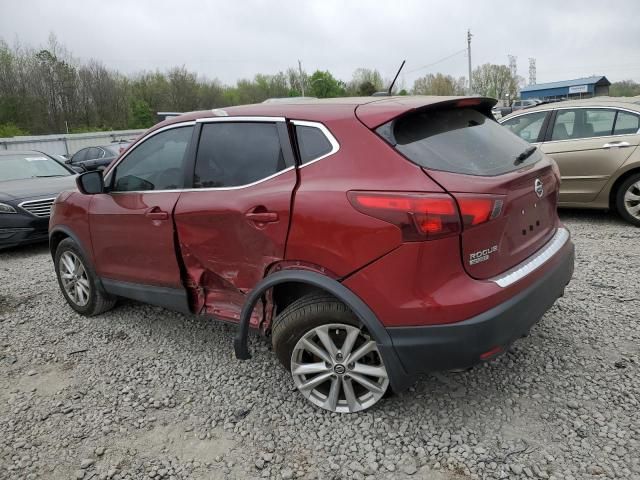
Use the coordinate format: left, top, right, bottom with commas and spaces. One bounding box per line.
0, 202, 17, 214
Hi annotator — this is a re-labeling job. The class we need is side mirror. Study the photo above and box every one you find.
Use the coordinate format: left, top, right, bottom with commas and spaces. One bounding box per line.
76, 170, 104, 195
65, 158, 73, 164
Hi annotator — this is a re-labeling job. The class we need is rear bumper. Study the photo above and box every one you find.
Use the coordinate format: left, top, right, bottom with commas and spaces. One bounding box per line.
386, 239, 574, 375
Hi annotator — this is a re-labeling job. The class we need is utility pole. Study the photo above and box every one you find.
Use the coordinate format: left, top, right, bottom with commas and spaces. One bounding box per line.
298, 60, 305, 97
528, 58, 537, 85
467, 29, 473, 95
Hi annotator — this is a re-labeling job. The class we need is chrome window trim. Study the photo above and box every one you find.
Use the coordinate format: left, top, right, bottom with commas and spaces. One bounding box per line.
290, 120, 340, 168
108, 166, 296, 195
103, 116, 339, 195
107, 116, 295, 194
491, 228, 570, 288
196, 116, 285, 124
500, 106, 640, 142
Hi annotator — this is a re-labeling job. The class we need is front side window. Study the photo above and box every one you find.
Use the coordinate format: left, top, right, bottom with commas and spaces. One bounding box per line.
194, 122, 286, 188
112, 126, 193, 192
614, 111, 640, 135
502, 111, 548, 142
552, 111, 575, 140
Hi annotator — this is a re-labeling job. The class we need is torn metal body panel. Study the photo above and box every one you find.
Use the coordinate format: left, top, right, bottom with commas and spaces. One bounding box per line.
173, 169, 298, 328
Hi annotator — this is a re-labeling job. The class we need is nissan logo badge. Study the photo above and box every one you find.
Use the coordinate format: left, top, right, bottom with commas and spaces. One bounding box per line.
534, 178, 544, 198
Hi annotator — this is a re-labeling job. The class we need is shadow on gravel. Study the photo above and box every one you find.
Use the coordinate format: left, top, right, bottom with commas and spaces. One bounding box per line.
0, 241, 50, 258
558, 208, 630, 227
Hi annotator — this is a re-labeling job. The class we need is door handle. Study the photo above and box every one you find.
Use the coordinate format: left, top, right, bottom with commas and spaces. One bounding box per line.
145, 207, 169, 220
245, 211, 279, 223
603, 141, 630, 149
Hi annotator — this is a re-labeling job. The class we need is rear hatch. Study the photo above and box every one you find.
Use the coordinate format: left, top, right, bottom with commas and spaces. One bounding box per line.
373, 100, 559, 279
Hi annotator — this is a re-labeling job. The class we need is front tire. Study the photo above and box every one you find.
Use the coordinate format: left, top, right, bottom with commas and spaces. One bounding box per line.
272, 294, 389, 413
616, 173, 640, 226
54, 238, 116, 316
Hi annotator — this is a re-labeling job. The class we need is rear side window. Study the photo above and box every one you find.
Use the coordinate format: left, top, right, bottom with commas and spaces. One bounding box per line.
614, 111, 640, 135
194, 122, 286, 188
586, 109, 616, 136
377, 108, 539, 176
552, 109, 616, 140
295, 125, 333, 164
72, 149, 88, 163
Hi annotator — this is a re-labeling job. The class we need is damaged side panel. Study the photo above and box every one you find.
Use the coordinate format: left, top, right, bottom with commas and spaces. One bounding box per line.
173, 168, 298, 330
181, 243, 265, 327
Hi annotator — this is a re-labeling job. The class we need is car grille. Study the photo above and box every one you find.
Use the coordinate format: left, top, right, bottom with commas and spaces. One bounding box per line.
19, 197, 56, 218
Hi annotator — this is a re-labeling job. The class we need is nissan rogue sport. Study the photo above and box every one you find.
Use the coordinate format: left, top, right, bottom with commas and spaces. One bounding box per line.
49, 96, 575, 413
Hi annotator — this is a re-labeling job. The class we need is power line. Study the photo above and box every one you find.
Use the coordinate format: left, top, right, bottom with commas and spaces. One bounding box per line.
406, 48, 468, 75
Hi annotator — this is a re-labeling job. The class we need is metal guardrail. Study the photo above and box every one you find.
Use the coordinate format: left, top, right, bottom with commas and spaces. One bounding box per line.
0, 129, 146, 156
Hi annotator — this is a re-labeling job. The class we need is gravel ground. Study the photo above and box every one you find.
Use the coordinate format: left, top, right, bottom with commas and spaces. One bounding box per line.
1, 210, 639, 480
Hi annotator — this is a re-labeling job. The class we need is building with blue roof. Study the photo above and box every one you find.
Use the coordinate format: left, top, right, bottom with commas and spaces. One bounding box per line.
520, 76, 610, 101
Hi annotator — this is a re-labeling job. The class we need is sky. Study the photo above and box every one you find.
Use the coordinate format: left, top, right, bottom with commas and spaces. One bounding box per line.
1, 0, 639, 88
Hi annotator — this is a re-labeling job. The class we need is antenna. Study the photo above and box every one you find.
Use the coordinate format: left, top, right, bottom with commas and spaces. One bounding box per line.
388, 60, 406, 95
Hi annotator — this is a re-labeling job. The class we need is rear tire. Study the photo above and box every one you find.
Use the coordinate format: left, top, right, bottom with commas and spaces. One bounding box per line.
615, 173, 640, 226
54, 238, 116, 316
272, 294, 389, 413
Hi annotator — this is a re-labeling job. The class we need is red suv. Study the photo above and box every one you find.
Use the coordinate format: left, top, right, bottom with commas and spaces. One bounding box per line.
50, 96, 574, 413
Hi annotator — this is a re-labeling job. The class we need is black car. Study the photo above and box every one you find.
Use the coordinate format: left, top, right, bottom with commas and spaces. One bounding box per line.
66, 142, 130, 171
0, 151, 77, 249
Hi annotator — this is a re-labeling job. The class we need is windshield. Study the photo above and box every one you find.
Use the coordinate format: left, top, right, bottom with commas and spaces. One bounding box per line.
0, 154, 71, 182
377, 107, 541, 176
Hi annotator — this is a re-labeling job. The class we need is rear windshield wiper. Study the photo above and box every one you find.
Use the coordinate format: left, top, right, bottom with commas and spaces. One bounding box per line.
514, 146, 537, 165
33, 174, 66, 178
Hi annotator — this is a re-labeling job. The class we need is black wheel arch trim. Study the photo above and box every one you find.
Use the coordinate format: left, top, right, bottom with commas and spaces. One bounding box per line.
49, 225, 90, 261
233, 269, 414, 392
49, 225, 111, 295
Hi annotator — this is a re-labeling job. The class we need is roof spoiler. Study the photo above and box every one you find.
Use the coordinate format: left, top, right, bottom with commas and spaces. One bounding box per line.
356, 96, 498, 129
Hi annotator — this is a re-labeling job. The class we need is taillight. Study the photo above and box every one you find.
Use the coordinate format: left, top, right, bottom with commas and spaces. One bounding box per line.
347, 191, 461, 241
455, 194, 504, 228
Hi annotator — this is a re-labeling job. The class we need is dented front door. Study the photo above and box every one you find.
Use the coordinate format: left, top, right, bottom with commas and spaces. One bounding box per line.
173, 119, 296, 326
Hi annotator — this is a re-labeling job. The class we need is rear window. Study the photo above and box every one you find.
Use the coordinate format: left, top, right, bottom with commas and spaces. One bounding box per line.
377, 108, 540, 176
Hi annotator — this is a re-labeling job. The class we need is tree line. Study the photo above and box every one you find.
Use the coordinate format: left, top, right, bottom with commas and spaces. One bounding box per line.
1, 35, 638, 137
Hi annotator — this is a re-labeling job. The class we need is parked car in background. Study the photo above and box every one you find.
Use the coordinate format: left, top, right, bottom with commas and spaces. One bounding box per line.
51, 153, 85, 173
67, 142, 131, 171
0, 151, 76, 249
493, 99, 541, 119
50, 96, 574, 413
500, 97, 640, 225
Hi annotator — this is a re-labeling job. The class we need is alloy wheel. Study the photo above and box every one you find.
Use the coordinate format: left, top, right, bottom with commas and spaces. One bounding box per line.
290, 323, 389, 413
624, 180, 640, 220
59, 251, 90, 307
